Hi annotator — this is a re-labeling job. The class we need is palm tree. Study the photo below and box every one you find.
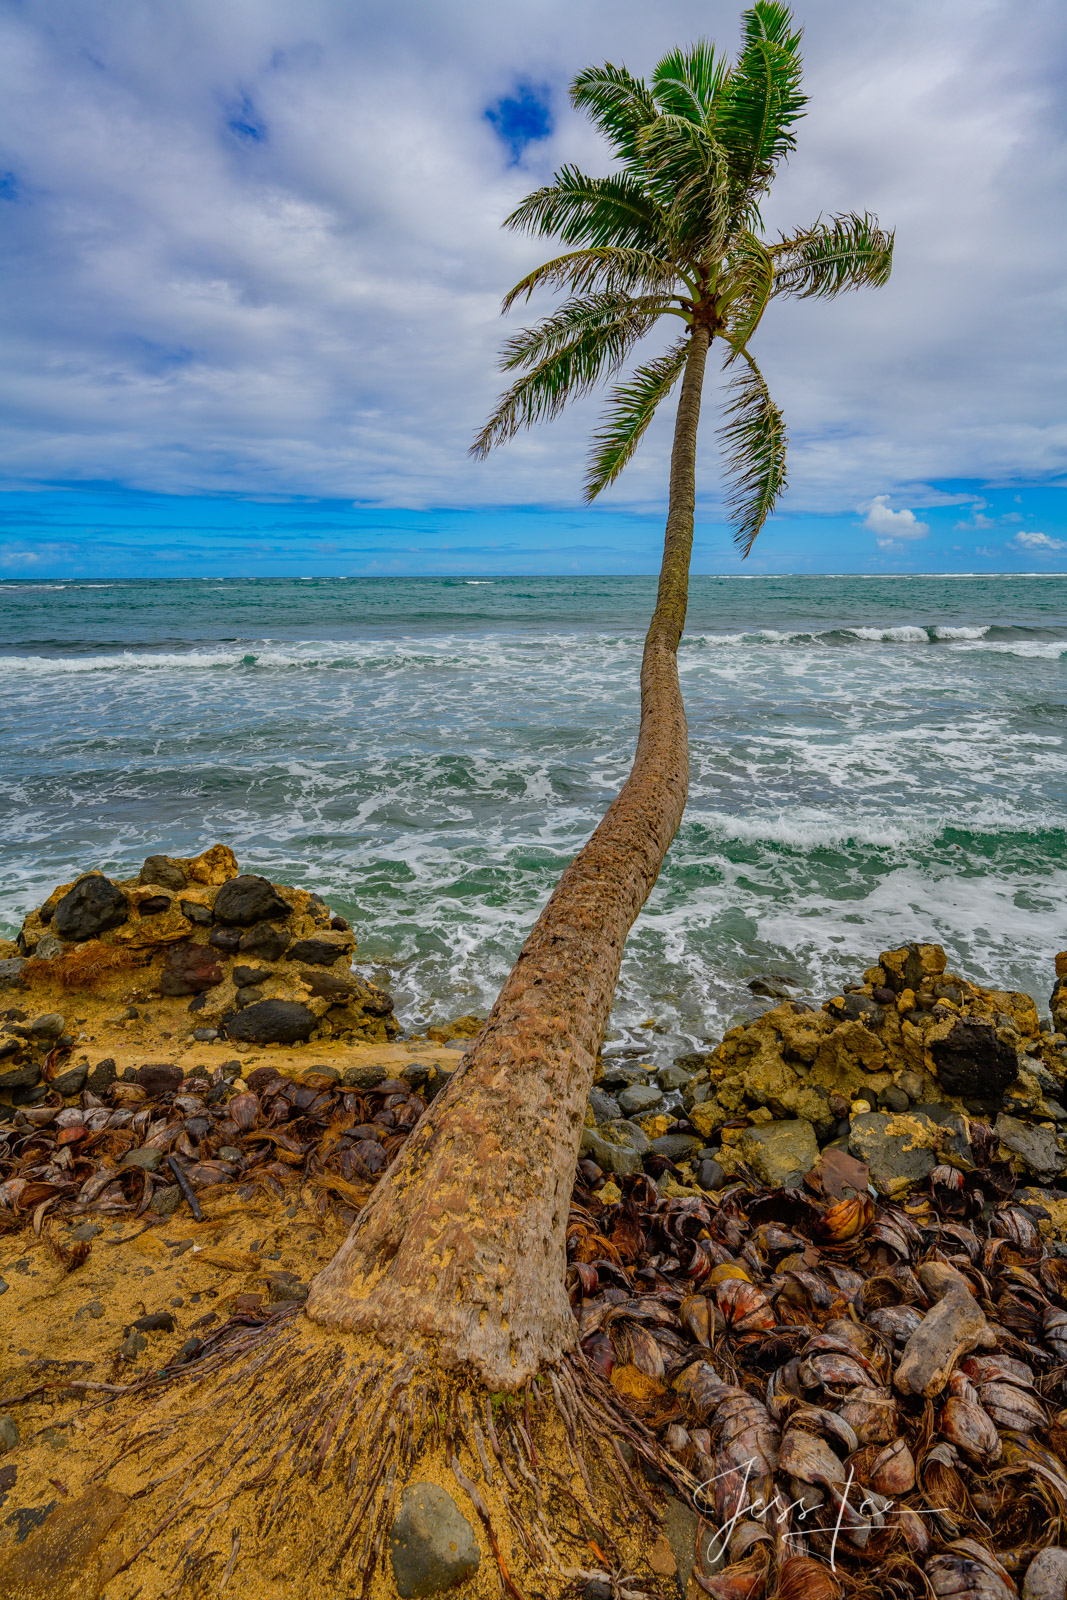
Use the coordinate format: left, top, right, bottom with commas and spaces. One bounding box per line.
72, 10, 894, 1595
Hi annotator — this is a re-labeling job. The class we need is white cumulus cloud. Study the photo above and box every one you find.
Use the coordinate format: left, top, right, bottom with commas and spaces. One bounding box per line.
863, 494, 930, 545
1015, 530, 1066, 550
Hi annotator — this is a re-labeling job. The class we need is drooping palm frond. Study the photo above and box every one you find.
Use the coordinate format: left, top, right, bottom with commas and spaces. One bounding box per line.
771, 212, 895, 299
505, 167, 665, 252
718, 230, 774, 346
569, 62, 659, 168
501, 247, 684, 312
637, 114, 730, 255
718, 345, 788, 554
471, 297, 660, 458
584, 337, 690, 501
498, 292, 669, 373
651, 41, 728, 126
717, 1, 806, 223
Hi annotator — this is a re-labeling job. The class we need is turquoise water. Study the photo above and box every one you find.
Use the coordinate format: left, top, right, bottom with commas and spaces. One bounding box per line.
1, 574, 1065, 1057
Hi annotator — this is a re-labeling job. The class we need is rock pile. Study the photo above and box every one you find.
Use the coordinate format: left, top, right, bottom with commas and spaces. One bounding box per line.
583, 942, 1067, 1199
0, 846, 396, 1084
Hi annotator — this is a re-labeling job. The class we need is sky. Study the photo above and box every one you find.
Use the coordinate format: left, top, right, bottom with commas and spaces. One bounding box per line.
0, 0, 1064, 578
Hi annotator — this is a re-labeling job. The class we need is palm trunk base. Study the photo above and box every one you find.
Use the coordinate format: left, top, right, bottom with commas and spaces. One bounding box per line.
8, 1315, 691, 1600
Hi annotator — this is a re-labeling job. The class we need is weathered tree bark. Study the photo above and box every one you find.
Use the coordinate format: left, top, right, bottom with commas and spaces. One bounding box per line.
307, 322, 712, 1389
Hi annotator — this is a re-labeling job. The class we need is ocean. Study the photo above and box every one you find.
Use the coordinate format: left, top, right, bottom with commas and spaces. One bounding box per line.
1, 573, 1065, 1061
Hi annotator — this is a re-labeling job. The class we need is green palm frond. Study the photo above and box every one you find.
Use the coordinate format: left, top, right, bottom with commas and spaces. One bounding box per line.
637, 114, 730, 253
651, 41, 727, 125
771, 212, 894, 299
498, 292, 669, 373
471, 298, 660, 458
504, 167, 665, 252
502, 248, 683, 312
569, 62, 658, 167
584, 336, 690, 501
718, 230, 774, 346
717, 2, 806, 221
718, 344, 788, 555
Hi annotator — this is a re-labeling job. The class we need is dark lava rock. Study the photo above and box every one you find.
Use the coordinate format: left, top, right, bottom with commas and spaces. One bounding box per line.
52, 874, 128, 942
930, 1018, 1019, 1099
330, 915, 350, 931
0, 958, 27, 990
131, 1311, 176, 1334
748, 976, 795, 1000
138, 894, 171, 916
878, 1084, 911, 1113
208, 926, 242, 953
159, 943, 224, 996
225, 1000, 317, 1045
52, 1063, 89, 1096
286, 937, 346, 966
0, 1063, 41, 1096
139, 855, 188, 890
342, 1063, 388, 1090
389, 1482, 480, 1599
180, 900, 213, 926
136, 1062, 183, 1097
237, 922, 291, 961
86, 1057, 117, 1096
234, 986, 262, 1009
212, 875, 290, 926
232, 966, 272, 988
651, 1132, 703, 1161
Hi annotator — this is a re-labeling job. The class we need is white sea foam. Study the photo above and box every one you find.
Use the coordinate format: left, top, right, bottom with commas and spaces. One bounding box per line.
932, 624, 991, 640
845, 625, 929, 643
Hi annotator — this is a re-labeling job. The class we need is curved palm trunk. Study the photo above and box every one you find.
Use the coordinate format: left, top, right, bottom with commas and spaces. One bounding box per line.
307, 323, 712, 1389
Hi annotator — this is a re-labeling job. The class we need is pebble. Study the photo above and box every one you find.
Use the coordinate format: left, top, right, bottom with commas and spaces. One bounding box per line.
389, 1482, 480, 1599
618, 1082, 664, 1116
0, 1415, 18, 1453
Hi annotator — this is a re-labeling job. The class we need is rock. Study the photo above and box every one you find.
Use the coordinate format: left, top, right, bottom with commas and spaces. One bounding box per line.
180, 899, 213, 925
342, 1064, 388, 1090
226, 1000, 317, 1045
749, 977, 796, 1000
881, 942, 948, 994
149, 1186, 182, 1216
600, 1062, 652, 1090
191, 1027, 218, 1043
878, 1085, 911, 1113
588, 1087, 622, 1124
930, 1018, 1019, 1100
232, 965, 272, 988
618, 1082, 664, 1117
135, 1062, 183, 1097
138, 894, 171, 916
208, 926, 243, 953
849, 1110, 939, 1196
237, 922, 291, 961
122, 1147, 162, 1173
1023, 1548, 1067, 1600
34, 933, 63, 960
0, 1414, 18, 1453
0, 1062, 41, 1096
580, 1118, 651, 1177
651, 1132, 703, 1161
656, 1065, 692, 1091
139, 855, 189, 890
212, 874, 290, 926
994, 1113, 1062, 1178
737, 1119, 819, 1185
696, 1157, 728, 1191
86, 1058, 116, 1096
0, 1485, 128, 1599
688, 1101, 722, 1141
388, 1482, 480, 1599
287, 936, 348, 966
895, 1261, 991, 1397
27, 1012, 65, 1039
265, 1272, 309, 1304
0, 957, 27, 989
52, 1064, 88, 1096
159, 943, 224, 996
51, 874, 129, 942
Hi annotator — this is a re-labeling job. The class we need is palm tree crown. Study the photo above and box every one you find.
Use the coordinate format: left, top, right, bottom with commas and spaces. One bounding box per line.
472, 1, 894, 554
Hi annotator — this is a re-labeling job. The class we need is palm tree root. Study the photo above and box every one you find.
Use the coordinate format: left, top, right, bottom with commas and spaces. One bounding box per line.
8, 1308, 696, 1600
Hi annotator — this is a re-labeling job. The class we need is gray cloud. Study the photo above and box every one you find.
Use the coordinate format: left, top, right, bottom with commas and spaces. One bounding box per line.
0, 0, 1064, 515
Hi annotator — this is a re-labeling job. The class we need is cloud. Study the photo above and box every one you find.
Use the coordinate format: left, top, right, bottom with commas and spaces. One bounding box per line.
1015, 530, 1066, 550
0, 1, 1062, 515
863, 494, 929, 545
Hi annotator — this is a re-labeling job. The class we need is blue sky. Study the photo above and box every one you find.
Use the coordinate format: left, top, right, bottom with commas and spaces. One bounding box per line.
0, 0, 1064, 578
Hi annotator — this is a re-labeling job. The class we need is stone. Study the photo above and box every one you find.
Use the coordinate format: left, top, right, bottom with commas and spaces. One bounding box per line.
389, 1482, 480, 1599
28, 1012, 65, 1039
159, 943, 224, 996
212, 875, 290, 926
618, 1082, 664, 1116
287, 936, 348, 966
737, 1119, 819, 1186
994, 1113, 1062, 1178
237, 922, 291, 961
656, 1065, 692, 1091
139, 855, 188, 889
688, 1101, 722, 1141
122, 1147, 162, 1172
580, 1118, 651, 1177
232, 965, 272, 988
930, 1018, 1019, 1099
138, 894, 171, 916
849, 1110, 939, 1197
1022, 1548, 1067, 1600
588, 1087, 622, 1124
0, 957, 27, 989
52, 874, 129, 942
696, 1157, 728, 1191
149, 1186, 182, 1216
208, 926, 243, 953
0, 1414, 18, 1453
86, 1058, 116, 1096
191, 1027, 218, 1043
51, 1064, 89, 1096
135, 1061, 183, 1097
749, 977, 795, 1000
0, 1062, 41, 1096
342, 1063, 388, 1090
651, 1132, 703, 1161
34, 934, 63, 960
600, 1062, 652, 1090
878, 1084, 911, 1113
881, 942, 948, 994
226, 1000, 317, 1045
180, 899, 213, 925
265, 1272, 309, 1304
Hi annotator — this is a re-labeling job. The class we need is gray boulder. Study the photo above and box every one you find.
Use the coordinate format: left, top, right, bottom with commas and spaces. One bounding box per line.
389, 1482, 480, 1599
618, 1082, 663, 1116
0, 957, 26, 989
580, 1118, 651, 1177
52, 874, 129, 941
738, 1119, 819, 1186
588, 1087, 621, 1124
139, 854, 189, 889
995, 1113, 1062, 1179
849, 1110, 938, 1196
